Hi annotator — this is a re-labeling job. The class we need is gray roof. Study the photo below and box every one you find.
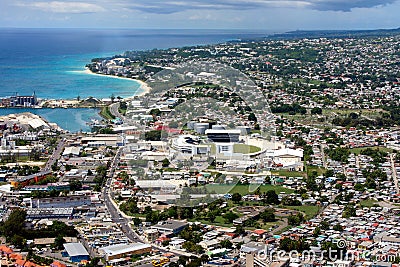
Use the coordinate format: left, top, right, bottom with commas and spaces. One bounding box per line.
150, 220, 188, 232
63, 243, 89, 257
99, 243, 151, 256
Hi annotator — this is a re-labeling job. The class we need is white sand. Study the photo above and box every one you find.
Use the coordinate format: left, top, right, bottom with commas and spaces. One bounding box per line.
83, 68, 151, 98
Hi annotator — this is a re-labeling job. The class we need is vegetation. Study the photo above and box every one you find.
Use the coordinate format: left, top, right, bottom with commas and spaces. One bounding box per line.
100, 106, 116, 120
233, 144, 261, 154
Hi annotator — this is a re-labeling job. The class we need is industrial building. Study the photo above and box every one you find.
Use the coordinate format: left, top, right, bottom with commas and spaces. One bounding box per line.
99, 243, 152, 261
62, 243, 90, 263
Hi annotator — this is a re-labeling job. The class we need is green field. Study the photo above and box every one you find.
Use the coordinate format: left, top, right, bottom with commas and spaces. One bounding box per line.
209, 143, 261, 154
206, 184, 294, 195
283, 205, 321, 219
189, 216, 233, 227
350, 146, 394, 155
306, 166, 326, 176
359, 199, 379, 208
233, 144, 261, 154
272, 170, 306, 177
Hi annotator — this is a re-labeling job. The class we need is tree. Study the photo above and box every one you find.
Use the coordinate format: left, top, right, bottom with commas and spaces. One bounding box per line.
162, 158, 170, 168
133, 217, 142, 226
149, 108, 161, 117
248, 113, 257, 122
288, 213, 304, 226
313, 226, 321, 237
320, 220, 330, 230
69, 179, 82, 191
231, 192, 242, 203
220, 239, 233, 249
65, 164, 73, 171
10, 235, 25, 248
311, 107, 323, 115
145, 130, 162, 141
342, 205, 356, 218
333, 223, 343, 232
2, 209, 26, 241
264, 190, 280, 204
259, 208, 276, 222
53, 235, 66, 250
223, 211, 239, 223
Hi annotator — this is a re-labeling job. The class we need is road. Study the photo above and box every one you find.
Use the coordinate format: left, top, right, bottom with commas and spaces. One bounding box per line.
109, 102, 125, 120
44, 138, 65, 171
103, 147, 142, 242
390, 153, 399, 194
320, 144, 327, 169
102, 147, 194, 259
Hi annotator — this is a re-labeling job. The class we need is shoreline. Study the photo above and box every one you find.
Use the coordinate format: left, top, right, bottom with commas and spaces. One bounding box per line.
82, 68, 151, 98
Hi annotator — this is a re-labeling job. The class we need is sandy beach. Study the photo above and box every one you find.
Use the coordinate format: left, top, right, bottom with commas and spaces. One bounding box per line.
82, 68, 151, 98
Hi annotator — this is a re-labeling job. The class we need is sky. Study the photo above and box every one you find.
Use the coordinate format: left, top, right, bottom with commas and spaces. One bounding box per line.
1, 0, 400, 31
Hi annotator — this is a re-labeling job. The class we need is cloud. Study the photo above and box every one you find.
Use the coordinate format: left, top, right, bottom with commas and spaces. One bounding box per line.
16, 1, 105, 13
120, 0, 397, 14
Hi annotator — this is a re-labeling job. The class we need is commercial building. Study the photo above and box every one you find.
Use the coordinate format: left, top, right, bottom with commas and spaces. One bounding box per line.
11, 170, 52, 188
32, 195, 91, 208
26, 207, 74, 219
171, 135, 210, 155
150, 220, 188, 235
99, 243, 152, 261
205, 129, 241, 143
62, 243, 90, 263
9, 93, 38, 107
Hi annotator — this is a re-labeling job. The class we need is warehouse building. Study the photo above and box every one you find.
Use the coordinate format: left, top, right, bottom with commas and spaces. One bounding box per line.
99, 243, 152, 261
62, 243, 90, 263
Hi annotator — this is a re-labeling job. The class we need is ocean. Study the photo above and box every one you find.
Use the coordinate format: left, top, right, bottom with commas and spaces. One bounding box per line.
0, 28, 271, 131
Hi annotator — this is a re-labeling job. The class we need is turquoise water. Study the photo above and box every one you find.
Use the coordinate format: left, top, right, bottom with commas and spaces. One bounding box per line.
0, 28, 272, 132
0, 108, 102, 133
0, 52, 143, 100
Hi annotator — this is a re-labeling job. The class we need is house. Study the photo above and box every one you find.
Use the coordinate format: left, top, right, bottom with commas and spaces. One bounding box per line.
199, 239, 220, 251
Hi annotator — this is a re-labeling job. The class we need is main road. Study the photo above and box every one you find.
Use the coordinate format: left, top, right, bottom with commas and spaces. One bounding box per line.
102, 146, 193, 258
44, 137, 66, 171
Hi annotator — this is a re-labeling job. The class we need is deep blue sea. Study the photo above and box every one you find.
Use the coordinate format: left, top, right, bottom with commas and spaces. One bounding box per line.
0, 28, 270, 131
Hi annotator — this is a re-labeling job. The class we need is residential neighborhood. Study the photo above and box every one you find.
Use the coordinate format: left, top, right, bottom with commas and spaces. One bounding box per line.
1, 32, 400, 267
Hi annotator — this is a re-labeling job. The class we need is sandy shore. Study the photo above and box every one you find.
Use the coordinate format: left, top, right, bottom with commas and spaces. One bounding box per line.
82, 68, 151, 98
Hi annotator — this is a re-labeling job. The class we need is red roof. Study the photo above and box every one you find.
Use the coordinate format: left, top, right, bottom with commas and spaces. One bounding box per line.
253, 229, 267, 235
0, 245, 13, 254
51, 261, 67, 267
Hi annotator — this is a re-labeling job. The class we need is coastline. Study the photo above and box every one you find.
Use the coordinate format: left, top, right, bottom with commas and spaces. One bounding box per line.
82, 68, 151, 98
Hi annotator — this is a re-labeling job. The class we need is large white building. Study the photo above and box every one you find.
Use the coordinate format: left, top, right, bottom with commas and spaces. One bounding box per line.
171, 135, 210, 155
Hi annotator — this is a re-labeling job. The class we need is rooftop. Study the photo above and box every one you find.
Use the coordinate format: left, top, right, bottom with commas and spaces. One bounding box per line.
63, 242, 89, 257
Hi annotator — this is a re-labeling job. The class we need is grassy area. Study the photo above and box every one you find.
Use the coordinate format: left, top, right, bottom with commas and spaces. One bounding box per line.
359, 199, 379, 208
323, 108, 386, 117
283, 205, 321, 220
233, 144, 261, 154
350, 146, 394, 155
206, 184, 294, 195
275, 225, 292, 235
272, 170, 306, 177
306, 165, 326, 176
189, 216, 233, 227
100, 106, 116, 120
